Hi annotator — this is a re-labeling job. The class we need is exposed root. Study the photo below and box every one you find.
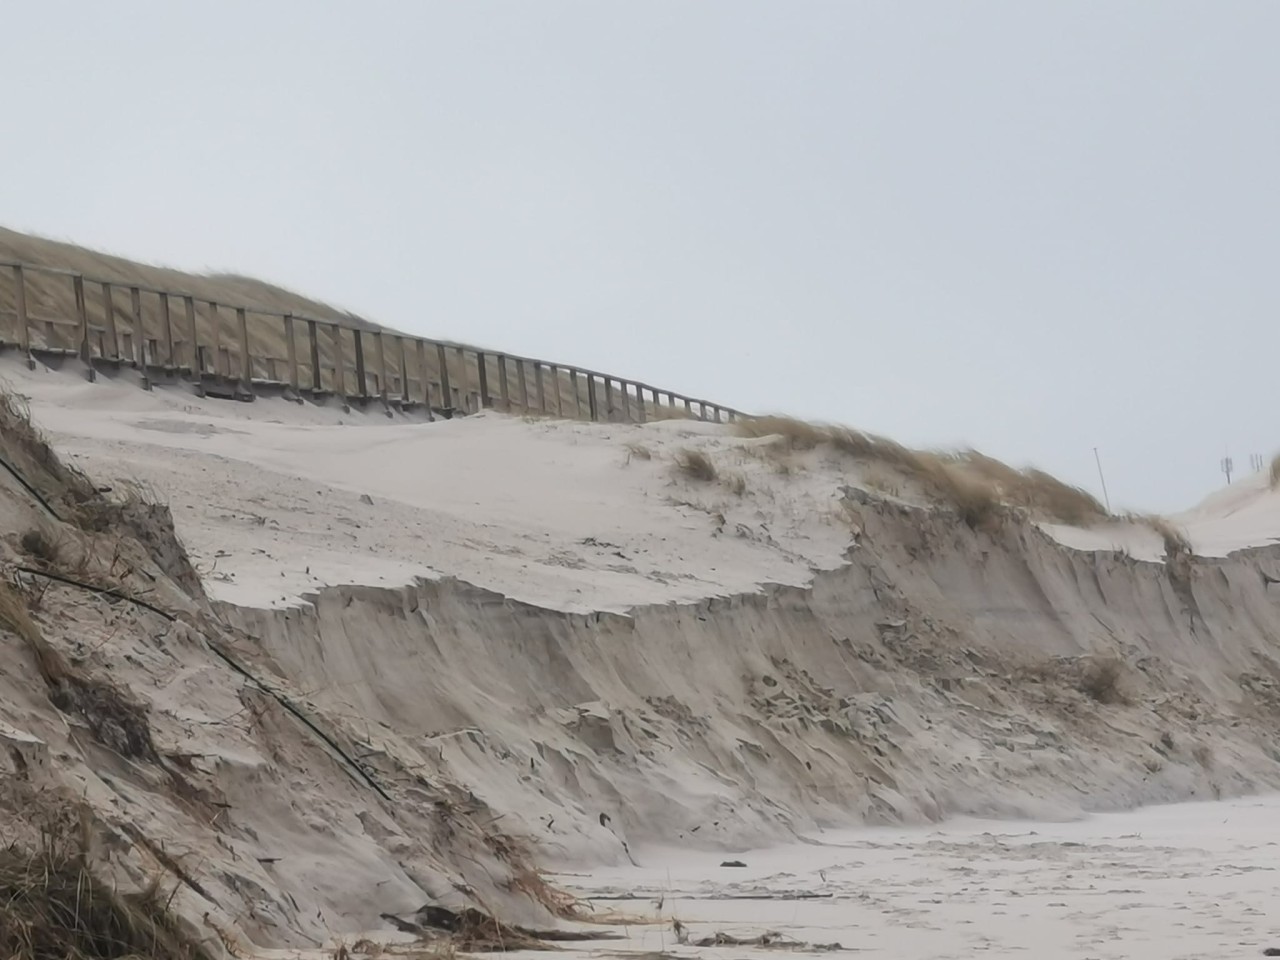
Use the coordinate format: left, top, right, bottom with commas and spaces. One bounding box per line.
672, 448, 717, 483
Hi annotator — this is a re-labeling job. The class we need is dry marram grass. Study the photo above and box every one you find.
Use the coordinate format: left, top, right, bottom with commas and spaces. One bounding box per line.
1135, 514, 1192, 558
861, 467, 901, 498
0, 813, 206, 960
0, 579, 67, 688
722, 471, 748, 496
736, 415, 1106, 528
624, 441, 653, 462
0, 578, 158, 760
736, 416, 829, 450
1, 387, 205, 599
673, 448, 717, 483
1270, 453, 1280, 489
0, 391, 100, 515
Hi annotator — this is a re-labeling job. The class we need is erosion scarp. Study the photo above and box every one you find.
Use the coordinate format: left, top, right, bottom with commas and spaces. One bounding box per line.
222, 487, 1280, 870
0, 400, 560, 957
4, 382, 1280, 954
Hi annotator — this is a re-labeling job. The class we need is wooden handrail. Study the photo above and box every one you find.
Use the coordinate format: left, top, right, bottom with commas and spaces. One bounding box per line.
0, 258, 748, 421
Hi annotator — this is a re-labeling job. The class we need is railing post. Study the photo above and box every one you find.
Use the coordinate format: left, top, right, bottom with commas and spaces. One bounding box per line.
399, 336, 411, 403
436, 343, 452, 409
476, 351, 490, 407
497, 355, 510, 410
415, 339, 431, 413
283, 314, 300, 391
73, 274, 94, 380
353, 330, 367, 398
569, 369, 582, 418
332, 323, 347, 401
100, 282, 119, 361
129, 287, 143, 365
0, 258, 741, 426
374, 331, 390, 402
183, 295, 198, 373
237, 308, 252, 384
12, 265, 33, 368
208, 301, 223, 377
455, 346, 471, 412
158, 293, 175, 367
307, 319, 322, 392
516, 359, 529, 411
548, 365, 563, 416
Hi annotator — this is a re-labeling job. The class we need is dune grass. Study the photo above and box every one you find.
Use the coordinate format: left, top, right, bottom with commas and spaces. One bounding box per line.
737, 415, 1106, 528
1140, 514, 1192, 558
673, 448, 718, 483
0, 813, 205, 960
624, 441, 653, 462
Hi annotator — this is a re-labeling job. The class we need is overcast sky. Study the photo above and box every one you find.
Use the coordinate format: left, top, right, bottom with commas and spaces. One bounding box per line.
3, 2, 1277, 511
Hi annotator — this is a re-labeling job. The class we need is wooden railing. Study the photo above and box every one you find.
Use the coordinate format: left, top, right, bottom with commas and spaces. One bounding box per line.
0, 259, 744, 424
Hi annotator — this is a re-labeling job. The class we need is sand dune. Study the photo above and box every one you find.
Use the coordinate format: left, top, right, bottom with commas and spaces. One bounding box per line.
3, 359, 853, 611
5, 356, 1280, 959
9, 358, 1280, 615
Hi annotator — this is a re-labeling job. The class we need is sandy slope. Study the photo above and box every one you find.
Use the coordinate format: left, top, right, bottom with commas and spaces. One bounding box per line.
0, 432, 557, 957
7, 357, 1280, 958
12, 359, 1280, 616
5, 360, 855, 612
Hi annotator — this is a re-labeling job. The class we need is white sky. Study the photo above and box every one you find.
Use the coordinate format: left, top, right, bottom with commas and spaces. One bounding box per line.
3, 1, 1277, 512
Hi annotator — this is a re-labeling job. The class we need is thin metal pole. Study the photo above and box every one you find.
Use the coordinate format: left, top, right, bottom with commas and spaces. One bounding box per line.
1093, 447, 1111, 514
